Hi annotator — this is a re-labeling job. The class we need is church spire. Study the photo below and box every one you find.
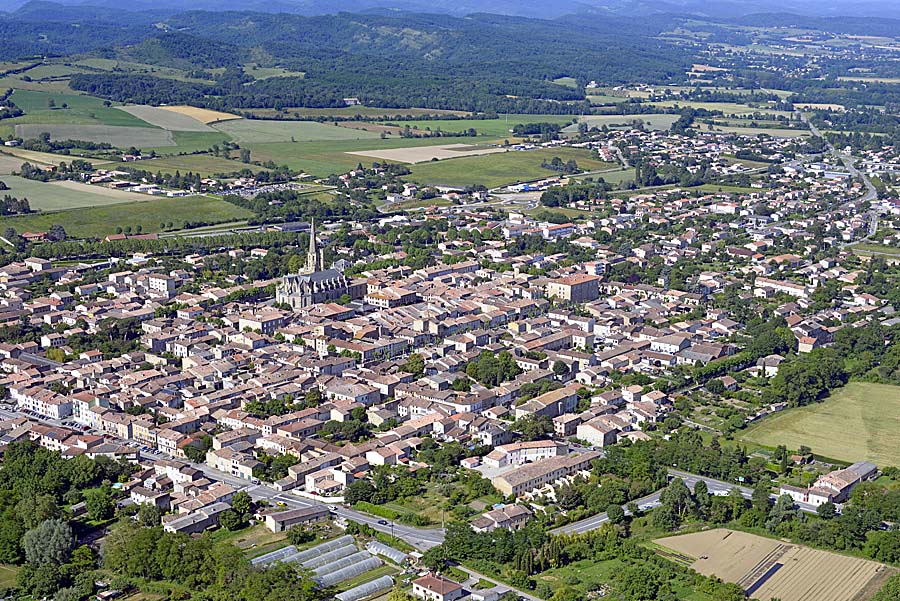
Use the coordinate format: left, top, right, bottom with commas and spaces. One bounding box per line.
305, 218, 321, 273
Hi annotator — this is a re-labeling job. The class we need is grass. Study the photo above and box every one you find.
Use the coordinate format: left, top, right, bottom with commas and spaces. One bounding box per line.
9, 90, 153, 127
552, 77, 579, 88
14, 124, 174, 148
0, 175, 149, 211
740, 382, 900, 466
643, 100, 792, 116
0, 195, 254, 238
244, 106, 468, 119
212, 120, 381, 144
0, 564, 19, 588
851, 242, 900, 256
408, 147, 616, 188
701, 124, 810, 138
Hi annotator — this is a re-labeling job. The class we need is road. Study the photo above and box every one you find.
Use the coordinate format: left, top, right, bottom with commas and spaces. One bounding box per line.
0, 405, 445, 550
552, 468, 819, 536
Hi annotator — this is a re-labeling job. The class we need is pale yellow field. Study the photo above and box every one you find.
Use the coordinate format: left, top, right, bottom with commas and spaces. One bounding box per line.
656, 529, 894, 601
159, 106, 242, 124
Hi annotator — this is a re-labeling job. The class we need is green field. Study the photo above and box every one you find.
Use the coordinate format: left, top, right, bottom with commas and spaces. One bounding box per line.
212, 119, 381, 144
9, 90, 152, 127
0, 195, 253, 238
14, 124, 174, 147
0, 175, 150, 211
552, 76, 579, 88
741, 382, 900, 466
382, 114, 576, 138
243, 106, 468, 119
0, 564, 19, 589
408, 147, 616, 188
644, 100, 792, 117
703, 124, 810, 138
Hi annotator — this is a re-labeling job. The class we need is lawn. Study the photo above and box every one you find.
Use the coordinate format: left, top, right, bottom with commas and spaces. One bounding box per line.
740, 382, 900, 466
212, 120, 381, 144
0, 195, 254, 238
408, 147, 616, 188
380, 114, 576, 138
0, 175, 149, 211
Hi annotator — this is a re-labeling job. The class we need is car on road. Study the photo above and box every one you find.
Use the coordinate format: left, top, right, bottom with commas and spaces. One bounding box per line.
276, 501, 286, 507
377, 519, 389, 525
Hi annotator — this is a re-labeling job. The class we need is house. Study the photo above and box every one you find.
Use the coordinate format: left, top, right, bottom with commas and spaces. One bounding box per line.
471, 504, 533, 532
412, 574, 464, 601
262, 506, 330, 532
779, 461, 877, 506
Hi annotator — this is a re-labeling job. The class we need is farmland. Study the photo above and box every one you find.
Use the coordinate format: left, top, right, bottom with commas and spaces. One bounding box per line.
242, 106, 468, 119
0, 196, 253, 238
0, 175, 149, 211
740, 382, 900, 466
131, 155, 256, 177
212, 120, 381, 144
8, 90, 151, 127
14, 124, 174, 147
655, 529, 894, 601
407, 147, 617, 188
159, 106, 242, 125
117, 106, 216, 132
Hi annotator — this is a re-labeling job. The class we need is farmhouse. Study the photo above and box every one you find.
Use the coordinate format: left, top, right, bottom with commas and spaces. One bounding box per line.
412, 574, 464, 601
779, 461, 877, 506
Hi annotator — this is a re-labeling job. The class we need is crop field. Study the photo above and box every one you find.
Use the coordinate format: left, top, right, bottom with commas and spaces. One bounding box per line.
140, 131, 233, 156
0, 196, 254, 238
14, 124, 174, 148
704, 124, 810, 138
117, 106, 214, 131
644, 100, 792, 117
655, 529, 894, 601
740, 382, 900, 465
0, 155, 32, 175
378, 114, 576, 138
563, 114, 680, 132
407, 147, 616, 188
9, 90, 151, 126
212, 119, 381, 144
0, 175, 149, 211
349, 143, 505, 164
159, 106, 242, 125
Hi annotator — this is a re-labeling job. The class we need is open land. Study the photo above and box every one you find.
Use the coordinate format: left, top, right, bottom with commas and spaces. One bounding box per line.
0, 196, 253, 238
655, 529, 894, 601
740, 382, 900, 465
380, 114, 576, 138
243, 106, 468, 119
563, 114, 680, 132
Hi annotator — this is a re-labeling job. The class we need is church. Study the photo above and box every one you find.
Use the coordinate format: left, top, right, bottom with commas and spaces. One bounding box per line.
276, 220, 361, 310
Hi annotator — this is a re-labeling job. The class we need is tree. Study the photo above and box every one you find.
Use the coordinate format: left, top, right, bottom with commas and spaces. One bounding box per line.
83, 487, 115, 521
817, 501, 837, 520
240, 148, 251, 163
137, 503, 162, 527
344, 480, 376, 505
219, 509, 243, 531
23, 519, 73, 565
403, 353, 425, 377
552, 360, 570, 377
606, 503, 626, 525
232, 490, 253, 517
47, 224, 67, 242
287, 526, 315, 545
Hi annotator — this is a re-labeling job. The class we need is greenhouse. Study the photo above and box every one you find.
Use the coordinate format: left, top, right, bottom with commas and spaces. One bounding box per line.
366, 541, 409, 564
312, 550, 374, 577
250, 545, 298, 567
315, 556, 383, 588
299, 544, 357, 569
334, 575, 394, 601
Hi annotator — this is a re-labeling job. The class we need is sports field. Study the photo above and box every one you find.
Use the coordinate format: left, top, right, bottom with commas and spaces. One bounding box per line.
0, 175, 149, 211
407, 147, 616, 188
117, 106, 215, 132
0, 196, 253, 238
212, 119, 381, 144
14, 124, 174, 147
740, 382, 900, 465
656, 529, 893, 601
